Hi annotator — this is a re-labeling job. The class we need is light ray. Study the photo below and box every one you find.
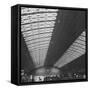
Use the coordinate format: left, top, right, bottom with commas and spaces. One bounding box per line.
54, 31, 86, 68
21, 7, 58, 68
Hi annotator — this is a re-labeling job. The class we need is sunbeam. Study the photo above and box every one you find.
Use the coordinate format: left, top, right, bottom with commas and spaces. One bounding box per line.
21, 7, 58, 68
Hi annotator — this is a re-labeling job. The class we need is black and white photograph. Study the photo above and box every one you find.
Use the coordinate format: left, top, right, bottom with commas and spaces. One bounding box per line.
0, 0, 90, 89
20, 6, 88, 83
11, 4, 88, 85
